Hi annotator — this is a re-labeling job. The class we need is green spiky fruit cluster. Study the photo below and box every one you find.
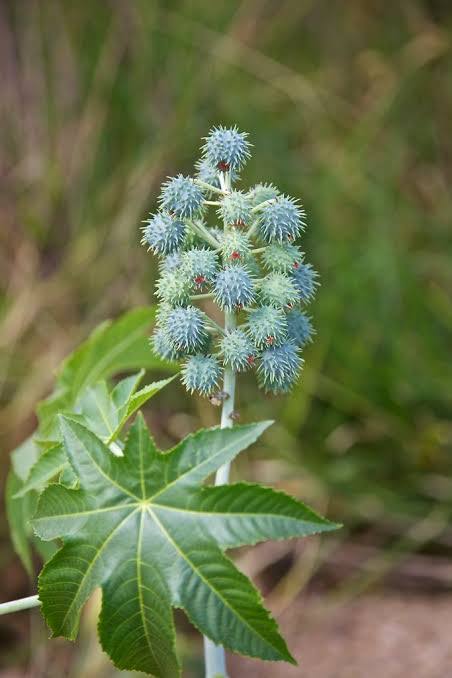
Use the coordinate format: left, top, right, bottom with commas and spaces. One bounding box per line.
142, 126, 318, 396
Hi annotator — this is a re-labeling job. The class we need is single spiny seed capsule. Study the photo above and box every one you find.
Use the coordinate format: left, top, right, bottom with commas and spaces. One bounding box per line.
159, 174, 205, 218
156, 270, 192, 306
202, 126, 252, 172
218, 190, 252, 227
182, 247, 218, 283
194, 275, 206, 286
195, 157, 221, 189
258, 272, 301, 308
258, 342, 303, 394
220, 229, 252, 264
247, 354, 255, 365
286, 309, 315, 347
266, 336, 275, 346
247, 182, 280, 207
213, 265, 255, 311
261, 242, 304, 274
291, 263, 319, 303
259, 195, 305, 243
246, 305, 287, 348
219, 328, 256, 372
155, 302, 174, 328
165, 306, 208, 352
159, 252, 183, 274
181, 354, 222, 396
141, 212, 186, 255
151, 328, 185, 363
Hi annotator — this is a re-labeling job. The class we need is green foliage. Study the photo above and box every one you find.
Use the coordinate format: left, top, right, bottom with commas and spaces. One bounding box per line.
37, 307, 165, 434
7, 308, 173, 573
35, 415, 336, 676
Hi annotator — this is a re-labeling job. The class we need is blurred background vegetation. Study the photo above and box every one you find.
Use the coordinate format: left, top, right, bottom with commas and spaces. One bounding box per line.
1, 0, 452, 676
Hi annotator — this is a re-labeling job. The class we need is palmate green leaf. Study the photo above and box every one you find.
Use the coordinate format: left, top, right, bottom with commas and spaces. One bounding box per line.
7, 306, 174, 573
6, 471, 37, 577
37, 307, 174, 436
34, 415, 337, 676
15, 373, 174, 498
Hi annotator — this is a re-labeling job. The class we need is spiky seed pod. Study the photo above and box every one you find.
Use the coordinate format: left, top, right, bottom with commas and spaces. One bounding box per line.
219, 328, 256, 372
213, 265, 255, 311
247, 182, 280, 207
195, 158, 221, 190
181, 354, 222, 396
220, 229, 252, 264
155, 302, 174, 328
155, 270, 191, 306
259, 195, 305, 243
165, 306, 208, 352
261, 243, 304, 274
291, 263, 319, 303
202, 125, 251, 171
141, 212, 186, 255
286, 310, 315, 347
182, 247, 218, 286
258, 272, 301, 308
246, 305, 288, 348
159, 252, 183, 274
218, 191, 252, 227
242, 256, 264, 278
159, 174, 205, 219
151, 328, 185, 363
258, 342, 303, 394
195, 158, 239, 191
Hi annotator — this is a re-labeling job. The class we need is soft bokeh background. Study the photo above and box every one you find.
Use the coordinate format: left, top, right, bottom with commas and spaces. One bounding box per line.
1, 1, 452, 676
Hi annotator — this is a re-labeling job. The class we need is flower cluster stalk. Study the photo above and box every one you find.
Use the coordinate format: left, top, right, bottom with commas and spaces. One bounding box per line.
203, 310, 236, 678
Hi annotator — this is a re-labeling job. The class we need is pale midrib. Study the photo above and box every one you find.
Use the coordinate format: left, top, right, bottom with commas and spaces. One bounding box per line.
136, 508, 160, 671
35, 503, 137, 525
56, 508, 139, 632
91, 390, 116, 437
76, 440, 141, 501
147, 507, 282, 655
149, 432, 259, 503
151, 503, 310, 523
138, 422, 146, 500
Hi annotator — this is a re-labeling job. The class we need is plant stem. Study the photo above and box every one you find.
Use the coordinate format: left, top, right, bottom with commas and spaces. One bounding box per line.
251, 197, 276, 213
0, 595, 41, 616
187, 219, 221, 249
203, 309, 236, 678
194, 178, 226, 196
191, 292, 215, 301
